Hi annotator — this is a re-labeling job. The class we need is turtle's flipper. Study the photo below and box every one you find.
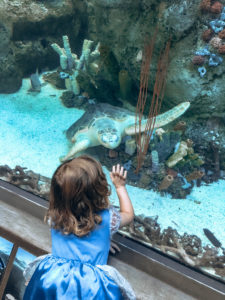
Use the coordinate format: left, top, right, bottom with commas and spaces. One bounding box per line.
125, 101, 190, 135
60, 139, 90, 162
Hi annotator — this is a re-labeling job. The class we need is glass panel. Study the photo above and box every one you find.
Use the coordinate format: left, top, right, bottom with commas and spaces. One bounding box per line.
0, 236, 36, 299
0, 0, 224, 283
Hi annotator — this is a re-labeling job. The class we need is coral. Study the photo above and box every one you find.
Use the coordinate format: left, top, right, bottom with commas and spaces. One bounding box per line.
218, 44, 225, 54
195, 47, 211, 56
155, 128, 166, 140
202, 29, 214, 42
123, 160, 132, 171
209, 36, 222, 49
185, 170, 205, 182
118, 69, 132, 100
198, 66, 207, 77
220, 7, 225, 20
166, 141, 188, 168
150, 131, 181, 163
0, 165, 50, 200
51, 36, 100, 95
210, 1, 223, 14
218, 28, 225, 39
151, 150, 159, 172
135, 30, 171, 173
108, 149, 118, 158
192, 55, 205, 65
173, 121, 186, 133
125, 138, 136, 156
186, 139, 194, 147
208, 53, 223, 65
166, 168, 178, 178
200, 0, 211, 12
158, 174, 174, 191
59, 72, 69, 79
210, 19, 225, 33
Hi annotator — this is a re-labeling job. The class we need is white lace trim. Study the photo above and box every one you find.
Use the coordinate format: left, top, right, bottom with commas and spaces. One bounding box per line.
97, 265, 136, 300
109, 206, 121, 237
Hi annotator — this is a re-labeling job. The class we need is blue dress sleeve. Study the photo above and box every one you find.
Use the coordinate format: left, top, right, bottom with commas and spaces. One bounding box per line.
109, 206, 121, 237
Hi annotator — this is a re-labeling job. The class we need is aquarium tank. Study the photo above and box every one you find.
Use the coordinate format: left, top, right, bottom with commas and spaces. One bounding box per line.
0, 0, 224, 284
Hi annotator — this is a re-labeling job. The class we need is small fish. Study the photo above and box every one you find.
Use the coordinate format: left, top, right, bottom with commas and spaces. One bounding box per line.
203, 228, 222, 248
28, 69, 47, 92
29, 70, 42, 92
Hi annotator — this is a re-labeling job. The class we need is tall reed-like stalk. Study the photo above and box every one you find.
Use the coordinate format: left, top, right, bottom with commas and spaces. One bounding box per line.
135, 32, 170, 173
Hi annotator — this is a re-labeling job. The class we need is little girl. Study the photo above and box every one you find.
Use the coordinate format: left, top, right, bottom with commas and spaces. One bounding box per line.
23, 155, 136, 299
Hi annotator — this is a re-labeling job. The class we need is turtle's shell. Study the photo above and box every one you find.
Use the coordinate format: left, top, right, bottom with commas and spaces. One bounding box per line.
66, 103, 135, 140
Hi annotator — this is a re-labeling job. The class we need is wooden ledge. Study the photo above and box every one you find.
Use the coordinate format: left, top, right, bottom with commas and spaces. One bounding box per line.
0, 199, 51, 255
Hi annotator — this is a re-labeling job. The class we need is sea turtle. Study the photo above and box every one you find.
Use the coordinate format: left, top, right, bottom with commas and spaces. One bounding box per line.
60, 101, 190, 162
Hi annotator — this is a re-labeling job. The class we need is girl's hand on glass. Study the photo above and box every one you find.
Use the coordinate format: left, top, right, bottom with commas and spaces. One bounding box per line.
109, 241, 121, 254
110, 164, 127, 189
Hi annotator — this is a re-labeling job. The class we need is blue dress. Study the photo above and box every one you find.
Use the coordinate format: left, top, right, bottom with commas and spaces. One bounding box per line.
23, 209, 135, 300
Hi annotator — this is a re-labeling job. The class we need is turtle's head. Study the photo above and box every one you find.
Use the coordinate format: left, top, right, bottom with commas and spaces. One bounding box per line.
97, 127, 121, 149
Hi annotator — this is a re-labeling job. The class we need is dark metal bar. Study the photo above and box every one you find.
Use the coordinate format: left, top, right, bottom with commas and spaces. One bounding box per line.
0, 243, 19, 300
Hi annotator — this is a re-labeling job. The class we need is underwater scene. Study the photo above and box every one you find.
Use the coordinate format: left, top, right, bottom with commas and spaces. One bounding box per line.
0, 0, 225, 288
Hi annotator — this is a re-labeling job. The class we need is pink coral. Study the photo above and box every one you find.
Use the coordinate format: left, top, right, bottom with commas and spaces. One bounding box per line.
210, 1, 223, 14
200, 0, 211, 12
202, 28, 214, 42
218, 29, 225, 39
192, 55, 205, 65
218, 44, 225, 54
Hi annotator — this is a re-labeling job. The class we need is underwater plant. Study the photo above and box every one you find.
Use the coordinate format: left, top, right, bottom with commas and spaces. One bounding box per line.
135, 29, 171, 173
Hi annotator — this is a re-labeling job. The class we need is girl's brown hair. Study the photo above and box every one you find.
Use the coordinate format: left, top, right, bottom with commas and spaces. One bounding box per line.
45, 155, 111, 236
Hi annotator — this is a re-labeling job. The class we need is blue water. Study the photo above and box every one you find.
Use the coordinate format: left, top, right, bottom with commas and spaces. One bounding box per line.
0, 77, 84, 177
0, 236, 36, 267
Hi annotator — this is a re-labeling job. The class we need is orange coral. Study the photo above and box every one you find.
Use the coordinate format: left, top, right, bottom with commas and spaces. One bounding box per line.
218, 44, 225, 54
200, 0, 211, 12
218, 29, 225, 39
210, 1, 223, 14
202, 28, 214, 42
159, 175, 174, 191
185, 170, 205, 182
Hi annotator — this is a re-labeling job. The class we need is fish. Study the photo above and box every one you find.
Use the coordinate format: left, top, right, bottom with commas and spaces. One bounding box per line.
29, 69, 42, 92
203, 228, 222, 248
28, 69, 47, 92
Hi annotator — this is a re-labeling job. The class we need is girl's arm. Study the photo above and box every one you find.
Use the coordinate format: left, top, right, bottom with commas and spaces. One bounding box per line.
110, 164, 134, 227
